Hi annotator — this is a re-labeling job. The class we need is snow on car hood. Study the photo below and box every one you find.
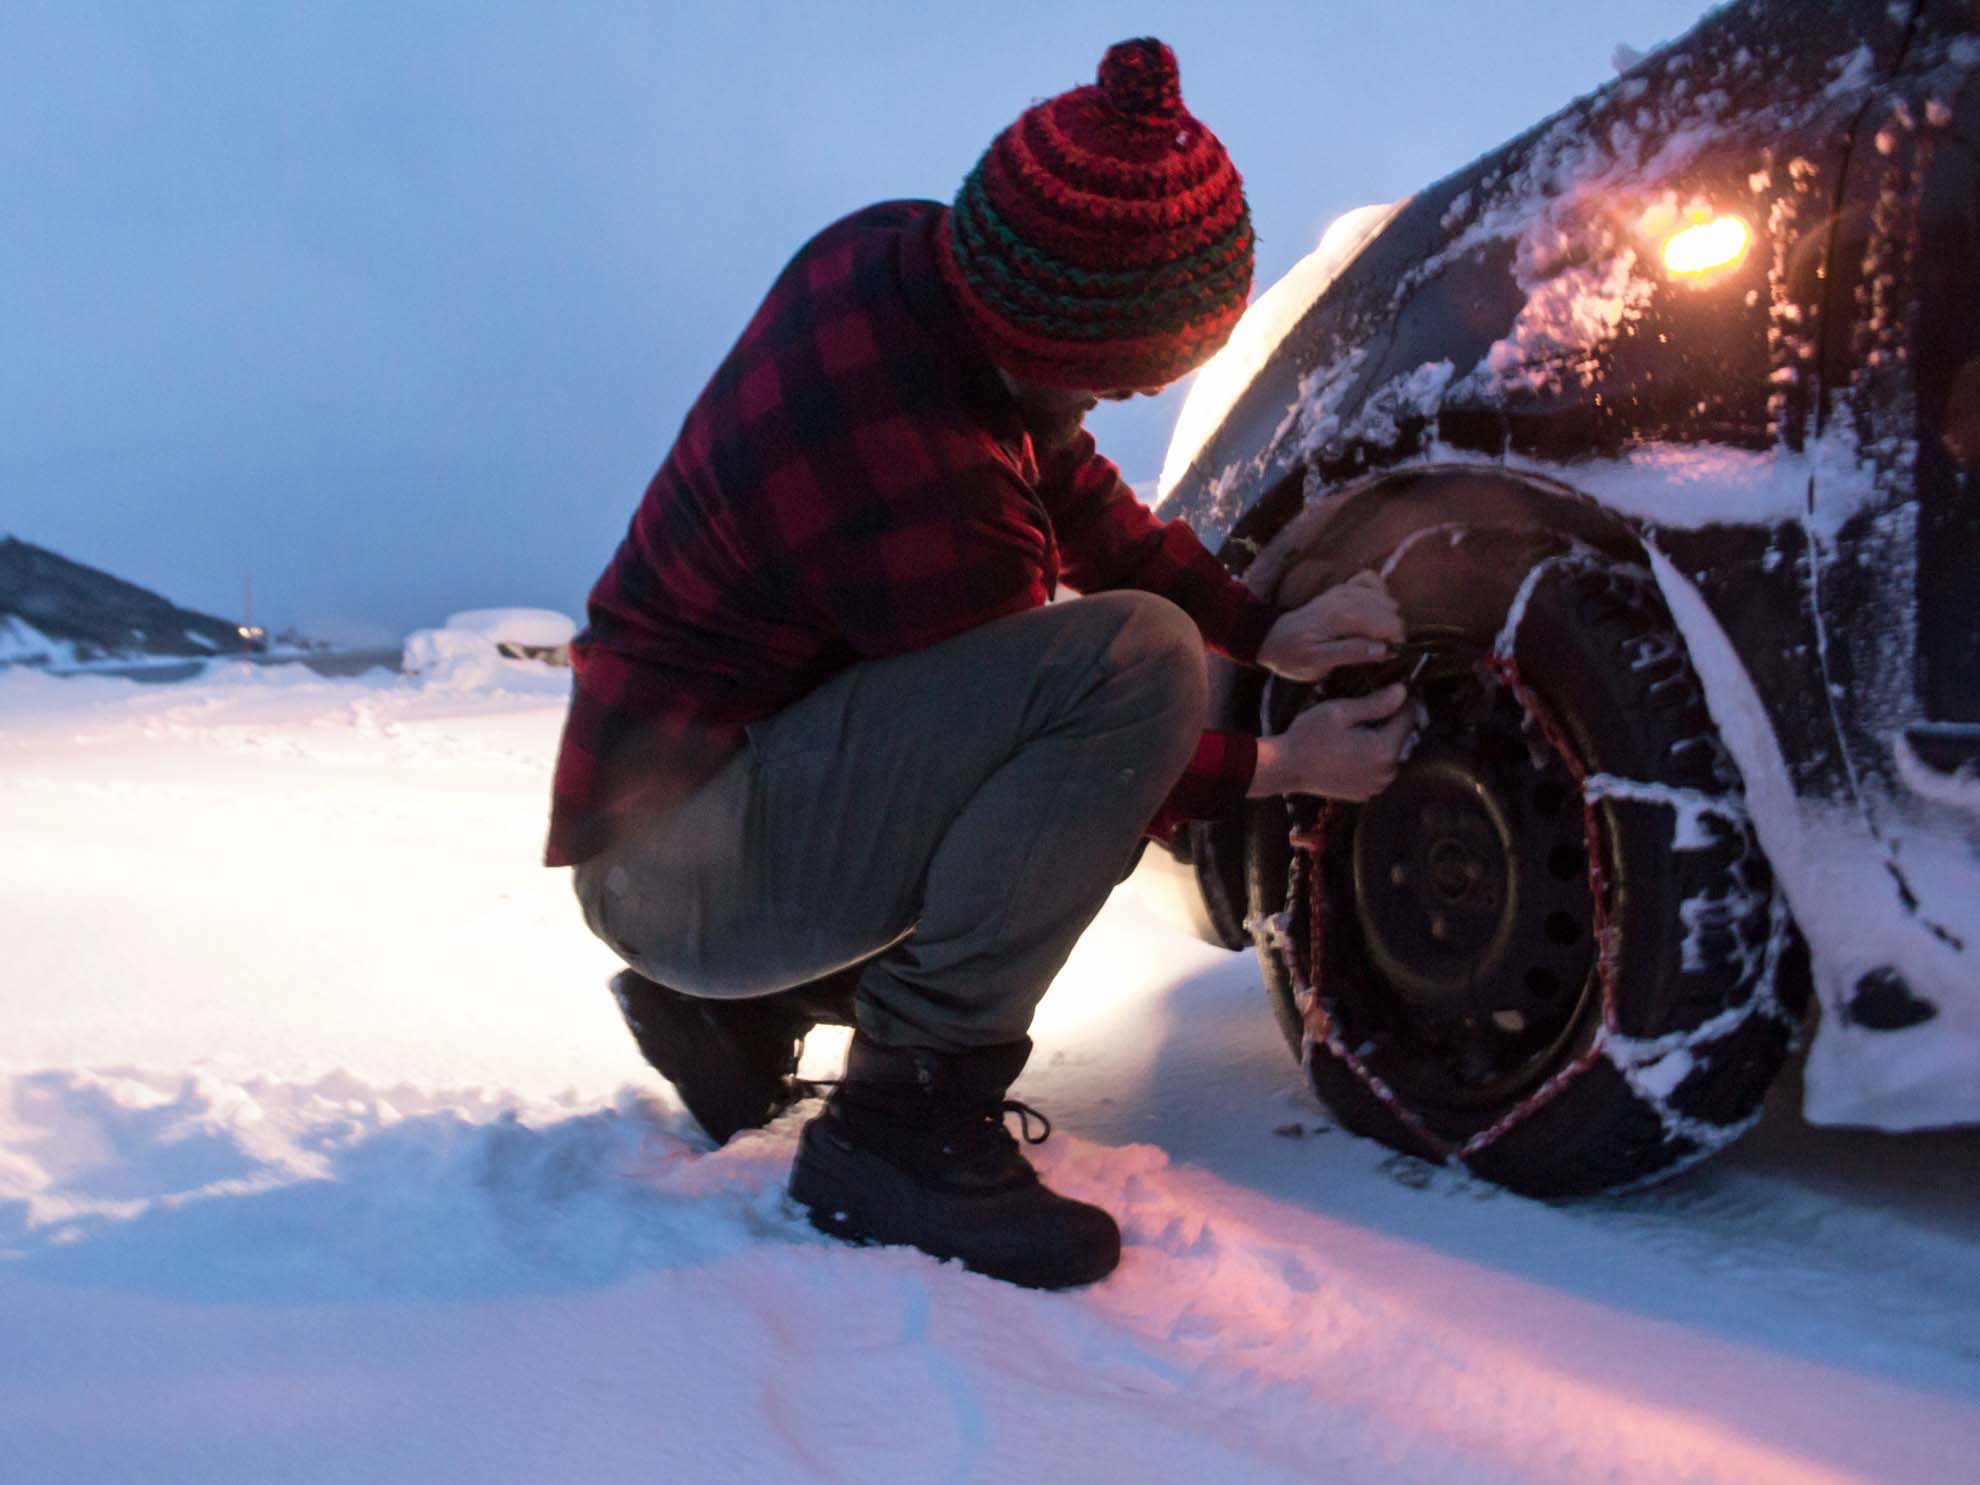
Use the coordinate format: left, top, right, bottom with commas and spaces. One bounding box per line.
1159, 14, 1940, 548
1157, 200, 1407, 507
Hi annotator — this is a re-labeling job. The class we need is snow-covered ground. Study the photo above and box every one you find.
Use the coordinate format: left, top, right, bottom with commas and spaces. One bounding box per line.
4, 659, 1977, 1484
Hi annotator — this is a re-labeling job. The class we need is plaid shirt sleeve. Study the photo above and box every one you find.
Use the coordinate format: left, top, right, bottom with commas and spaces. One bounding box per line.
1143, 727, 1257, 844
1038, 428, 1277, 664
1032, 429, 1275, 835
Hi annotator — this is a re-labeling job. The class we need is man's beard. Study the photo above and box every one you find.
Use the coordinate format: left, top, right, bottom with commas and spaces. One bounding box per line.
1007, 385, 1094, 461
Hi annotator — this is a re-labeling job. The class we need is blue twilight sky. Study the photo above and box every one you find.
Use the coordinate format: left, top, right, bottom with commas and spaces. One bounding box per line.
2, 1, 1716, 643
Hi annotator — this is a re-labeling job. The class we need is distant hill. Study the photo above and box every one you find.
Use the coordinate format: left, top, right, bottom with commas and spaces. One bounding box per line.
0, 536, 245, 666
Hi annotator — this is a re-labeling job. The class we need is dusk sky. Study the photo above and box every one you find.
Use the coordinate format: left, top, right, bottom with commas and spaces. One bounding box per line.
3, 0, 1715, 643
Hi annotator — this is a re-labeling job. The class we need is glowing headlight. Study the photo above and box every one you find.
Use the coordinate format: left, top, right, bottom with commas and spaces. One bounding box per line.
1662, 215, 1752, 277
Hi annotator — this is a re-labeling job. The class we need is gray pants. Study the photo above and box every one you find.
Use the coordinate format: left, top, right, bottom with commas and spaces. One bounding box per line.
572, 591, 1208, 1049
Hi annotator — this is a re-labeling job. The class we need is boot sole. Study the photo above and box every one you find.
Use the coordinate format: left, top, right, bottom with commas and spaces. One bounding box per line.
789, 1120, 1120, 1290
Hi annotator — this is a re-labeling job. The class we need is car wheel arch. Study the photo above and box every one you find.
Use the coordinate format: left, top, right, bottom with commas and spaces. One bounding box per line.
1184, 464, 1654, 953
1223, 464, 1651, 612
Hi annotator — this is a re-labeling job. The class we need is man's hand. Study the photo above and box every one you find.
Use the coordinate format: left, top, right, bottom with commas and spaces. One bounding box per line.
1248, 683, 1419, 801
1255, 570, 1405, 682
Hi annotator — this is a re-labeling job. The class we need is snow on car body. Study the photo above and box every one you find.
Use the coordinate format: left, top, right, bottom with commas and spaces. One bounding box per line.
1158, 0, 1978, 1183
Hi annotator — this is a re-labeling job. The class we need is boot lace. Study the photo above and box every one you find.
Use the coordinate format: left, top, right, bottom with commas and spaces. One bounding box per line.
1004, 1099, 1052, 1144
785, 1072, 1053, 1151
938, 1098, 1052, 1163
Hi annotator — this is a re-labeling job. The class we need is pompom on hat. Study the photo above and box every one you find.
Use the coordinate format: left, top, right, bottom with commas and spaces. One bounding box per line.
938, 38, 1254, 392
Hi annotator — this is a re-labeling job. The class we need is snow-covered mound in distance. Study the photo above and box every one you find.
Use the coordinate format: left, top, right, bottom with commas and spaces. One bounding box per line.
2, 664, 1977, 1483
400, 607, 575, 692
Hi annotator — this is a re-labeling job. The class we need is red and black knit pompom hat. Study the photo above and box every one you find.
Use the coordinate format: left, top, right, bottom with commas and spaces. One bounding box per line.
938, 37, 1254, 392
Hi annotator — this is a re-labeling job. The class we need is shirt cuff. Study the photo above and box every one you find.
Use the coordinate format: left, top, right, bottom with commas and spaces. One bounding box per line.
1216, 591, 1278, 667
1142, 728, 1259, 844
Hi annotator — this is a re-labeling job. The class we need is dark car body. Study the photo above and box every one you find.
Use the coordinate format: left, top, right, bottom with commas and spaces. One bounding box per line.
1158, 0, 1979, 1128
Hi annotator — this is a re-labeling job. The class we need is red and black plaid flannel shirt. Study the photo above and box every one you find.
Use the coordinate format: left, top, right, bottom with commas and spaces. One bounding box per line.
545, 200, 1275, 867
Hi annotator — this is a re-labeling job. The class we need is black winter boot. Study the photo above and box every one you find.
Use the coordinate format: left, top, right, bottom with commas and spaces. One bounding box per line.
788, 1033, 1121, 1290
612, 970, 813, 1145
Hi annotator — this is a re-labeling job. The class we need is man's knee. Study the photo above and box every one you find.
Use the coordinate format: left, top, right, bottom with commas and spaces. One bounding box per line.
1082, 591, 1208, 754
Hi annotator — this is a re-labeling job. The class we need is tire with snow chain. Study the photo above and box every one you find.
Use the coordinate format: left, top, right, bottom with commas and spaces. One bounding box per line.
1247, 530, 1807, 1197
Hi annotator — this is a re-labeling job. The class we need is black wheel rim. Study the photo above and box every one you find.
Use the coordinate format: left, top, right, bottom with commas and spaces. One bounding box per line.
1283, 652, 1602, 1114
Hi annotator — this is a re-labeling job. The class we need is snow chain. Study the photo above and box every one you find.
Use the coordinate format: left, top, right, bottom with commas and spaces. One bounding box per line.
1272, 549, 1799, 1179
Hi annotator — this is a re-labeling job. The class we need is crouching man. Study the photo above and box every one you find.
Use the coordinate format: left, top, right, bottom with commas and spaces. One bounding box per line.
546, 39, 1413, 1289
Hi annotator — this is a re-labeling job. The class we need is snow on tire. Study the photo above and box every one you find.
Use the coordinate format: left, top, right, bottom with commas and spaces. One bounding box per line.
1247, 530, 1808, 1197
